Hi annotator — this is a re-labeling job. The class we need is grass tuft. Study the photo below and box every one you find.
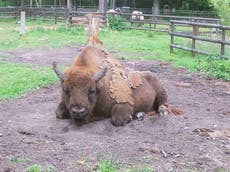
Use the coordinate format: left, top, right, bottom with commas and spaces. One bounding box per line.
98, 160, 117, 172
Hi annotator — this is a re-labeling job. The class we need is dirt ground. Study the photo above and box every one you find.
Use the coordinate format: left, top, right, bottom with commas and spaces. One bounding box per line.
0, 46, 229, 172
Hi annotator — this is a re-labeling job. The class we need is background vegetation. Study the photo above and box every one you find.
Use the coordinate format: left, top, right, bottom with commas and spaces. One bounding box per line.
208, 0, 230, 26
0, 18, 229, 101
0, 0, 214, 11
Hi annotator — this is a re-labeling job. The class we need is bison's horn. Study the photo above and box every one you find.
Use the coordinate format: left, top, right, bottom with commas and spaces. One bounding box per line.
52, 61, 67, 81
92, 67, 107, 82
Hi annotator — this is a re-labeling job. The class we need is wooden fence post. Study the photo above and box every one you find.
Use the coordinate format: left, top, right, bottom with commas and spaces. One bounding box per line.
192, 24, 197, 57
20, 11, 26, 35
221, 28, 226, 56
54, 8, 57, 24
170, 21, 174, 53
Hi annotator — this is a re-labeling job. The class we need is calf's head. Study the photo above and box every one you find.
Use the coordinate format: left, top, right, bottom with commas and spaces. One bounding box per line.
53, 61, 107, 120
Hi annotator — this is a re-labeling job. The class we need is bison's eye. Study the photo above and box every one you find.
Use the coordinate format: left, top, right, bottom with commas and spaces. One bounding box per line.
88, 89, 96, 103
88, 89, 96, 95
63, 87, 69, 94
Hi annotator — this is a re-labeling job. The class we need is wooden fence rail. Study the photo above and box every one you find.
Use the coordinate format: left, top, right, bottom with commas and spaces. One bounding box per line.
108, 12, 221, 32
0, 7, 107, 25
169, 20, 230, 59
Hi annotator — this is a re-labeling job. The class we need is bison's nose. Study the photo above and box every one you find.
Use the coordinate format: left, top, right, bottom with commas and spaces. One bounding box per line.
71, 106, 87, 118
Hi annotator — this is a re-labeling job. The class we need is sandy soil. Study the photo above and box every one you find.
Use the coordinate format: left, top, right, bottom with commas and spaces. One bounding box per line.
0, 46, 229, 172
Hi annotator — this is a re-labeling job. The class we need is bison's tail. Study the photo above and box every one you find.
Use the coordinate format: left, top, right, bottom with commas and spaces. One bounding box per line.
87, 14, 103, 47
164, 102, 185, 115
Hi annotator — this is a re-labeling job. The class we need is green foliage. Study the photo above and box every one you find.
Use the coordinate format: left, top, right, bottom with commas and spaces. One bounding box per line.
0, 61, 58, 100
218, 169, 230, 172
0, 19, 229, 105
0, 19, 86, 51
25, 164, 56, 172
98, 160, 117, 172
26, 165, 42, 172
10, 156, 31, 163
199, 55, 230, 80
108, 15, 126, 31
209, 0, 230, 26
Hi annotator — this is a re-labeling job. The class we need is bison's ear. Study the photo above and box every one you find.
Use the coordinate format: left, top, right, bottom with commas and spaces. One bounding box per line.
92, 67, 107, 82
52, 61, 67, 82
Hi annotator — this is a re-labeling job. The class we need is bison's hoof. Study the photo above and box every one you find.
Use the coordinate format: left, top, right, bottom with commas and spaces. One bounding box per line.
111, 115, 132, 126
55, 111, 70, 119
158, 105, 170, 116
134, 112, 145, 121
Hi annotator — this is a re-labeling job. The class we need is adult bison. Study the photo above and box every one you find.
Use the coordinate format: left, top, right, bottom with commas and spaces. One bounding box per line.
53, 16, 183, 126
53, 47, 183, 126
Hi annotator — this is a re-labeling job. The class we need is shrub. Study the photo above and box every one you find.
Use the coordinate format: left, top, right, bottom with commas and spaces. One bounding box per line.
209, 0, 230, 26
108, 14, 126, 31
199, 55, 230, 80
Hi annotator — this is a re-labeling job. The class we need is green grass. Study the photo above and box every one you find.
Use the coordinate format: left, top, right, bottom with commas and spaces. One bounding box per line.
100, 29, 230, 80
10, 156, 31, 163
99, 160, 117, 172
0, 61, 58, 100
98, 160, 154, 172
0, 18, 86, 50
0, 19, 229, 100
25, 164, 56, 172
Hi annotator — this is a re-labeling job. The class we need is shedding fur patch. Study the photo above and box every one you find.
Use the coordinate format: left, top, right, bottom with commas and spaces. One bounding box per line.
110, 69, 134, 105
101, 56, 135, 105
99, 51, 146, 105
128, 71, 143, 89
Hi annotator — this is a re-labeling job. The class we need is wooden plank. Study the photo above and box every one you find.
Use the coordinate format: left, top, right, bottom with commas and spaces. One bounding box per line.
170, 20, 230, 30
170, 44, 229, 59
169, 32, 230, 45
128, 27, 168, 32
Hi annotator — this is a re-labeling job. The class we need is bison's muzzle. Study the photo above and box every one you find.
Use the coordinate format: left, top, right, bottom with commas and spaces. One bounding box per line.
70, 105, 87, 119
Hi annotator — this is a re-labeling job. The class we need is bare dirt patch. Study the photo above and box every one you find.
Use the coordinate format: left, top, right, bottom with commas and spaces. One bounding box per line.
0, 46, 229, 172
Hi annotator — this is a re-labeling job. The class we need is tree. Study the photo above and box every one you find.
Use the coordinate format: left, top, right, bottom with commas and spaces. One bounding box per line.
209, 0, 230, 26
152, 0, 159, 15
99, 0, 107, 13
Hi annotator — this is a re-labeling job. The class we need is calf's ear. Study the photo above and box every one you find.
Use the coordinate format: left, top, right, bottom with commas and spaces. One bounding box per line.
92, 67, 107, 82
52, 61, 67, 82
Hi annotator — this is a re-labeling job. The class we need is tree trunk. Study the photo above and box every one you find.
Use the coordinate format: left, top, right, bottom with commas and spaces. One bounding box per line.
35, 0, 39, 8
111, 0, 116, 9
99, 0, 107, 13
133, 0, 136, 8
30, 0, 32, 8
152, 0, 160, 15
21, 0, 24, 8
67, 0, 71, 9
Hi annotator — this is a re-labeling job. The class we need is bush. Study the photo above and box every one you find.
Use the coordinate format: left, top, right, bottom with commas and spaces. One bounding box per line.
209, 0, 230, 26
108, 14, 126, 31
199, 55, 230, 80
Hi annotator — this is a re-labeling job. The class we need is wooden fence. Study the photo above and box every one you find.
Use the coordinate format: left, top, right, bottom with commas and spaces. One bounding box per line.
1, 7, 228, 59
108, 12, 220, 32
169, 20, 230, 59
0, 7, 106, 25
0, 7, 69, 23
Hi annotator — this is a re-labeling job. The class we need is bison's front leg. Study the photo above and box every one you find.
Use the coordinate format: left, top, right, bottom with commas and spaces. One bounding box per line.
55, 101, 70, 119
111, 103, 133, 126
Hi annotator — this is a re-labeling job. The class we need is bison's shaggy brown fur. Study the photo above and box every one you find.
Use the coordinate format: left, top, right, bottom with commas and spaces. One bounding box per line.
53, 46, 183, 126
53, 16, 184, 126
